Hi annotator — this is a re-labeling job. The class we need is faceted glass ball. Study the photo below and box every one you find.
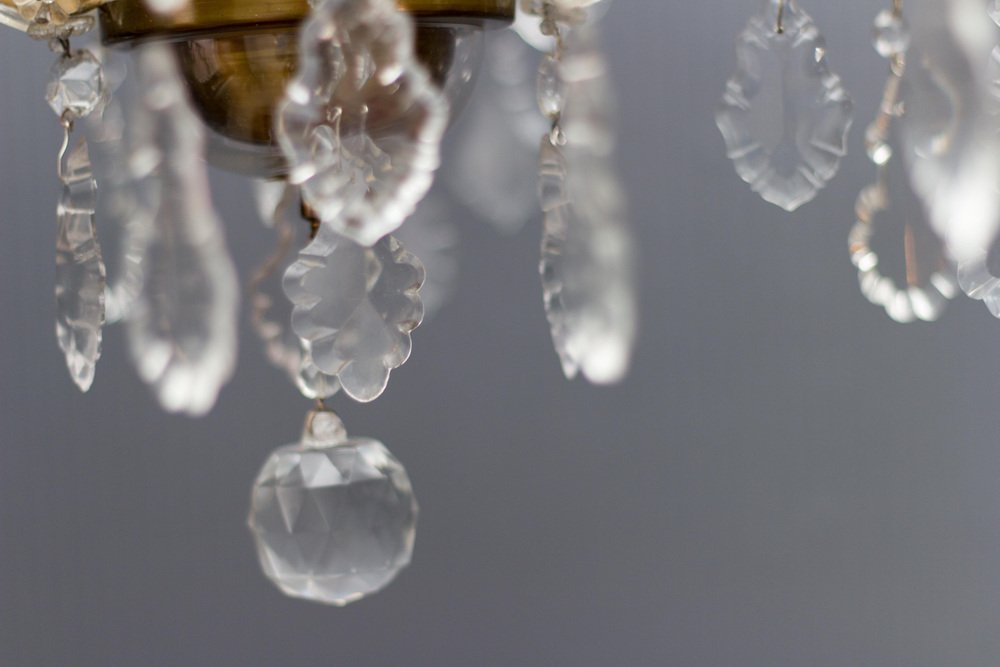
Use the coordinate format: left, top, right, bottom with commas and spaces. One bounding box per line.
248, 438, 418, 606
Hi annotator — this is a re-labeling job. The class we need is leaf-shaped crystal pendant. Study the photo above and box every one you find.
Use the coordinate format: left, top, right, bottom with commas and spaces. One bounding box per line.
56, 138, 106, 391
716, 0, 853, 211
125, 44, 239, 416
251, 181, 341, 400
248, 407, 418, 606
283, 227, 424, 402
276, 0, 448, 247
538, 28, 636, 385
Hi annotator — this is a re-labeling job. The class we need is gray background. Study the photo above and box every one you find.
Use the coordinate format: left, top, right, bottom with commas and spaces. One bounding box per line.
4, 1, 1000, 665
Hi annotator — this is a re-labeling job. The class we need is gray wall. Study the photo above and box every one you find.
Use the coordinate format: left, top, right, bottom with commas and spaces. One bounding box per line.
4, 1, 1000, 665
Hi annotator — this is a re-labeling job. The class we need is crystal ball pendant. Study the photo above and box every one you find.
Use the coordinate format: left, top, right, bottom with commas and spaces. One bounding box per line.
248, 407, 418, 606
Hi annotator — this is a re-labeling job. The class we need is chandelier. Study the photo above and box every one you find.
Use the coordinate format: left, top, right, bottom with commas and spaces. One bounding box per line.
2, 0, 1000, 607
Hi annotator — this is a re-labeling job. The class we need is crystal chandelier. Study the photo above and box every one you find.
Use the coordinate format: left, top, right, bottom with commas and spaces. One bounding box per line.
4, 0, 1000, 607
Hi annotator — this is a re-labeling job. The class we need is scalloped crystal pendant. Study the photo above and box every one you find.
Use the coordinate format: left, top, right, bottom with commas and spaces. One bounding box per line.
276, 0, 448, 247
716, 0, 853, 211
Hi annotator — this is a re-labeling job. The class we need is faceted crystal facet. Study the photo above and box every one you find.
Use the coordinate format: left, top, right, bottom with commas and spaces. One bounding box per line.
716, 0, 854, 211
539, 27, 636, 384
251, 181, 341, 400
56, 138, 106, 391
283, 229, 424, 402
276, 0, 448, 246
46, 49, 103, 120
248, 409, 417, 607
125, 45, 239, 416
13, 0, 81, 26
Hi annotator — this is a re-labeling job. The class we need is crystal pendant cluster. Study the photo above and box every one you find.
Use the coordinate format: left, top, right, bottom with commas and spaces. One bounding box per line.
848, 1, 957, 323
716, 0, 854, 211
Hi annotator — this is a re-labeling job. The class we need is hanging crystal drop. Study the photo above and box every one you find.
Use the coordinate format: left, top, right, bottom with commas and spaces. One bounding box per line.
716, 0, 854, 212
124, 44, 239, 416
897, 0, 1000, 264
251, 180, 341, 400
538, 27, 636, 384
276, 0, 448, 247
283, 227, 424, 402
248, 406, 418, 606
55, 137, 106, 391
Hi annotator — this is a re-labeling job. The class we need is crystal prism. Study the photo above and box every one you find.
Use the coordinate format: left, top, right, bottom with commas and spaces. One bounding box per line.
251, 181, 341, 400
248, 408, 417, 606
46, 48, 103, 120
716, 0, 853, 211
125, 45, 239, 416
283, 228, 424, 402
276, 0, 448, 246
539, 27, 636, 384
56, 138, 105, 391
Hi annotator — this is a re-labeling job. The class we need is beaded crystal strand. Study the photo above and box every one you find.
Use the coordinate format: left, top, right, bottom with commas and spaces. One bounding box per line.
848, 0, 957, 323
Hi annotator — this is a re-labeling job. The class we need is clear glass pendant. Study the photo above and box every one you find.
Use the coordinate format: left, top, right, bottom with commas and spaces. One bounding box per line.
716, 0, 854, 211
537, 25, 636, 384
248, 406, 418, 606
276, 0, 448, 247
283, 226, 425, 402
56, 136, 106, 390
124, 44, 240, 416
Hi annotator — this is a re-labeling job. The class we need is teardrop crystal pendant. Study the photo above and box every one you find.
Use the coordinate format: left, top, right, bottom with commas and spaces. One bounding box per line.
283, 226, 425, 402
125, 44, 240, 416
56, 137, 106, 391
276, 0, 448, 246
537, 26, 636, 385
248, 406, 418, 606
716, 0, 853, 211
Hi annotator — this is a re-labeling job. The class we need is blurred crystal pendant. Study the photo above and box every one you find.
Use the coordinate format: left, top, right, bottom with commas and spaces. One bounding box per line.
716, 0, 853, 211
536, 20, 636, 384
48, 44, 107, 392
848, 3, 956, 324
250, 180, 341, 400
443, 30, 548, 234
392, 189, 459, 321
276, 0, 448, 246
283, 224, 425, 402
248, 406, 418, 606
124, 44, 239, 416
897, 0, 1000, 265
